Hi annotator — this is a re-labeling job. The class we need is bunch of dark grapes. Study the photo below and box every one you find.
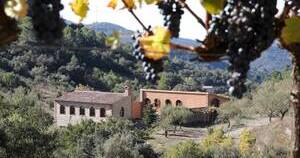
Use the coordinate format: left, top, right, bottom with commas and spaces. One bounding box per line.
131, 31, 164, 82
208, 0, 278, 98
157, 0, 184, 38
286, 0, 300, 13
30, 0, 65, 42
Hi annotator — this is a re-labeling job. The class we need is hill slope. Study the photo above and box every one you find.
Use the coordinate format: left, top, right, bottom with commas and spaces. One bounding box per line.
87, 22, 292, 79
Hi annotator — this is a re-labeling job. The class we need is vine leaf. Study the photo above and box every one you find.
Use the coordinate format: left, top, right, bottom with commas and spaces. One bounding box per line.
139, 27, 171, 60
200, 0, 225, 15
108, 0, 118, 9
123, 0, 136, 9
281, 16, 300, 45
108, 0, 136, 10
70, 0, 89, 21
105, 31, 120, 50
143, 0, 160, 5
4, 0, 29, 20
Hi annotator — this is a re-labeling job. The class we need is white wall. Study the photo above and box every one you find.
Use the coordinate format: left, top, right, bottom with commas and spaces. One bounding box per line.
55, 102, 112, 126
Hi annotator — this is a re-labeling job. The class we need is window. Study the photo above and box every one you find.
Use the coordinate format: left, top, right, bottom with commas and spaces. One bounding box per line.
211, 99, 220, 107
100, 108, 106, 117
165, 99, 172, 106
80, 107, 85, 115
60, 105, 65, 114
154, 99, 161, 108
144, 98, 151, 105
120, 107, 125, 117
70, 106, 75, 115
176, 100, 183, 106
90, 107, 95, 117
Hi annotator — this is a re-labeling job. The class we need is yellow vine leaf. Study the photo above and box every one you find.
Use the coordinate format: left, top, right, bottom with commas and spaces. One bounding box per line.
123, 0, 136, 9
281, 16, 300, 45
143, 0, 161, 5
105, 31, 120, 50
108, 0, 136, 10
107, 0, 118, 9
139, 27, 171, 60
70, 0, 89, 21
4, 0, 29, 20
201, 0, 225, 15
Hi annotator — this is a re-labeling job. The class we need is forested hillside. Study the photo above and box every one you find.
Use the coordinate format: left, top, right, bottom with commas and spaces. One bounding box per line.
0, 18, 231, 96
88, 22, 292, 82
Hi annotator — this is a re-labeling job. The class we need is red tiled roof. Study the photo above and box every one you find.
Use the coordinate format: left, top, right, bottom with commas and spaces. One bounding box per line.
140, 89, 229, 99
140, 89, 209, 95
55, 90, 128, 104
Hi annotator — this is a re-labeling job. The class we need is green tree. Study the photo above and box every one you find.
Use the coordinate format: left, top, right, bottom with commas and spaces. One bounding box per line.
217, 99, 245, 128
103, 134, 141, 158
160, 106, 193, 137
157, 73, 169, 90
142, 105, 158, 128
0, 89, 56, 158
252, 77, 291, 123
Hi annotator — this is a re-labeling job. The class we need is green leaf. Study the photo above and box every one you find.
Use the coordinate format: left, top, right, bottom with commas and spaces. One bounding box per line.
201, 0, 225, 15
281, 16, 300, 45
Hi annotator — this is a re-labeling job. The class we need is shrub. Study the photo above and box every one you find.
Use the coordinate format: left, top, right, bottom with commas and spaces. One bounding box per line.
201, 128, 233, 150
239, 129, 256, 154
163, 140, 202, 158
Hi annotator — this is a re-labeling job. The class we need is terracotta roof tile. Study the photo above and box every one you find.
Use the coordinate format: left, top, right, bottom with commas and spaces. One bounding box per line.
55, 90, 128, 104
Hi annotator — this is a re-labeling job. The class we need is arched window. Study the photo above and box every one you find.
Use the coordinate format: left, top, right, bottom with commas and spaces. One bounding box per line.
165, 99, 172, 106
144, 98, 151, 105
60, 105, 65, 114
120, 107, 125, 117
90, 107, 95, 117
176, 100, 183, 106
79, 107, 85, 115
211, 98, 220, 107
100, 108, 106, 117
70, 106, 75, 115
154, 99, 161, 108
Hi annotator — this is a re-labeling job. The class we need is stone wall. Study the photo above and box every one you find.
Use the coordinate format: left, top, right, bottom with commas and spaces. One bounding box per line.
112, 96, 132, 119
55, 101, 112, 126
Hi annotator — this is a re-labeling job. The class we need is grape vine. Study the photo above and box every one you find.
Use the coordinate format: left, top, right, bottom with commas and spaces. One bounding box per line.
30, 0, 65, 42
207, 0, 278, 98
132, 30, 164, 82
157, 0, 184, 38
286, 0, 300, 13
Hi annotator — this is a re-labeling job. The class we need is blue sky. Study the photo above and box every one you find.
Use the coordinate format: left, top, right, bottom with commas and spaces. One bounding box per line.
61, 0, 285, 40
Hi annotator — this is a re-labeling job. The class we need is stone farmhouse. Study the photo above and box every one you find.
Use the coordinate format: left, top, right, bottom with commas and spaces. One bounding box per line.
54, 85, 229, 126
54, 85, 132, 126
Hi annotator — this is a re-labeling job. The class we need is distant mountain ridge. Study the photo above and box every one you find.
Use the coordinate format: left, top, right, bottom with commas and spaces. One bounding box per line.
87, 22, 292, 77
87, 22, 133, 43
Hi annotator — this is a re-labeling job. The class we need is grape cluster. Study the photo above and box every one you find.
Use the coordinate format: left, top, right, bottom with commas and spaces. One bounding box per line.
30, 0, 65, 42
157, 0, 184, 38
131, 31, 164, 82
208, 0, 277, 98
286, 0, 300, 13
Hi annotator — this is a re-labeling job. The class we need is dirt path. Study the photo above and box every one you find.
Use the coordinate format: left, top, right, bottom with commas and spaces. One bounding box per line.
228, 118, 271, 139
147, 117, 273, 154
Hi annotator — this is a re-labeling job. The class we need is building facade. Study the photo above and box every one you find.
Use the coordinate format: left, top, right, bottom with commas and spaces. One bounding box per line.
54, 85, 132, 126
54, 86, 229, 126
139, 89, 229, 113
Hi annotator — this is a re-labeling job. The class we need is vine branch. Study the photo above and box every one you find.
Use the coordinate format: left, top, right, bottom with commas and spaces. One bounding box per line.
178, 0, 207, 29
121, 0, 150, 32
120, 0, 227, 62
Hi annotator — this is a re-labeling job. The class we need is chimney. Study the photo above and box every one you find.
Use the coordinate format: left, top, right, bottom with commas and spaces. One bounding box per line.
124, 81, 131, 96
